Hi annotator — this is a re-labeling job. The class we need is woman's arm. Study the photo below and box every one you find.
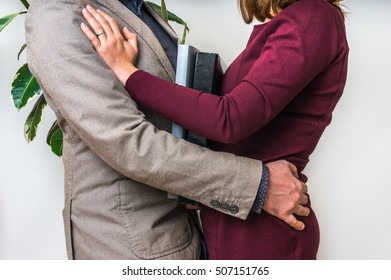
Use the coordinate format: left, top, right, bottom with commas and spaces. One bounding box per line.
81, 4, 337, 144
125, 71, 268, 144
124, 13, 337, 144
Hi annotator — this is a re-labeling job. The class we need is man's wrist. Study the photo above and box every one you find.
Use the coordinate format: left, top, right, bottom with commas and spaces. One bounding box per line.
251, 164, 269, 214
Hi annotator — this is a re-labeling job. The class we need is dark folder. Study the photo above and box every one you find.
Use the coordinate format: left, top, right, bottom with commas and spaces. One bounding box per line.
168, 45, 226, 201
172, 44, 226, 147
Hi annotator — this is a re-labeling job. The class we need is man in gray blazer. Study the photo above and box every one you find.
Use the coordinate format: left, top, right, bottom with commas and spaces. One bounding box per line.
25, 0, 309, 259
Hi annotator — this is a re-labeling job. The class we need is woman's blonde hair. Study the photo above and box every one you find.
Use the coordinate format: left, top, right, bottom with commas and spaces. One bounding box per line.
238, 0, 343, 23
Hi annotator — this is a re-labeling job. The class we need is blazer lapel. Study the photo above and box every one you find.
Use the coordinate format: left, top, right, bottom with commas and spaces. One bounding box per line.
77, 0, 177, 81
143, 3, 179, 44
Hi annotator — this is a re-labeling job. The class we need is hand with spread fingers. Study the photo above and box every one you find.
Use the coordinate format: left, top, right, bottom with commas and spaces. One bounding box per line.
264, 160, 310, 231
81, 5, 139, 85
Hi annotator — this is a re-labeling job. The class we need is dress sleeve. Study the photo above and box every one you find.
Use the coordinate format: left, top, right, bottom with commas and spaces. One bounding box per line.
125, 10, 337, 144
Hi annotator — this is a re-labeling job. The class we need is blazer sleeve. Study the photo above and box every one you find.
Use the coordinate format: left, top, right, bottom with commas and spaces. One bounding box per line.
25, 0, 263, 220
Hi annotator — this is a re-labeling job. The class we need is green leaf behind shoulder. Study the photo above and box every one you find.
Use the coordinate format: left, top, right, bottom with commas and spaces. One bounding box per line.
24, 94, 47, 143
49, 127, 63, 157
11, 63, 42, 110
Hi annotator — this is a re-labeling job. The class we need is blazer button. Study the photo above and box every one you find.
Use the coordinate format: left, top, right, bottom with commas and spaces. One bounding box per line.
220, 203, 229, 211
211, 200, 220, 209
229, 205, 239, 214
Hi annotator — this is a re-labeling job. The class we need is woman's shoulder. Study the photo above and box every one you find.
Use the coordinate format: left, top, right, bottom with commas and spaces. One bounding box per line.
265, 0, 345, 36
286, 0, 341, 15
273, 0, 343, 23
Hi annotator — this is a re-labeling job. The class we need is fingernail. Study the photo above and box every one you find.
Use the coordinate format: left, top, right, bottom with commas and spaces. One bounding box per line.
80, 22, 86, 28
82, 8, 87, 14
87, 5, 93, 10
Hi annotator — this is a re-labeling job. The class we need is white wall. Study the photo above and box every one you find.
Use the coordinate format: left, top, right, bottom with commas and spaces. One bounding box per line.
1, 0, 390, 260
0, 0, 66, 259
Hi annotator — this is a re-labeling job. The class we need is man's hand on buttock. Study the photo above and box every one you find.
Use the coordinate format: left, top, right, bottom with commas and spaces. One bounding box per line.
263, 160, 310, 231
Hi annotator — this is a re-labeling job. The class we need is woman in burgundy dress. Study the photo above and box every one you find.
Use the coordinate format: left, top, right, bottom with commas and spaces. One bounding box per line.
81, 0, 348, 259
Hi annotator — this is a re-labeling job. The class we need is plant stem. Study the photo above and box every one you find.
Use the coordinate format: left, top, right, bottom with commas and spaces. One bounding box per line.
181, 23, 188, 44
160, 0, 168, 22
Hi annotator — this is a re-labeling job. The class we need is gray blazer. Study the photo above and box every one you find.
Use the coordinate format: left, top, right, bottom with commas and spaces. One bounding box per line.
25, 0, 263, 259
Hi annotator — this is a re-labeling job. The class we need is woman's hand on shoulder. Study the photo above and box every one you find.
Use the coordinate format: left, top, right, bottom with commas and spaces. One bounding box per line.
80, 5, 139, 85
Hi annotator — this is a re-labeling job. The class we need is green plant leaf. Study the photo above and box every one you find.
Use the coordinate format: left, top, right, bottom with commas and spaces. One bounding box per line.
11, 63, 41, 110
47, 122, 63, 157
147, 1, 189, 43
20, 0, 30, 9
24, 94, 47, 143
17, 43, 27, 60
0, 12, 22, 32
49, 126, 63, 157
147, 2, 188, 26
167, 11, 188, 27
46, 121, 59, 146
